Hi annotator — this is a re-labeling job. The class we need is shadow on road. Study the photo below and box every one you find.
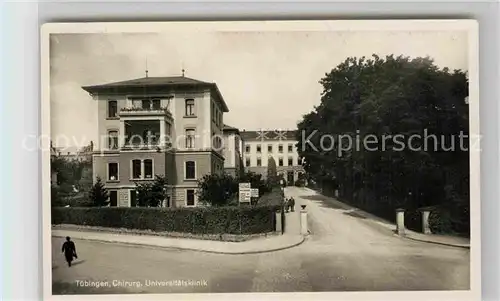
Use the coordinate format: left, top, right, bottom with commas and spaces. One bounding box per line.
72, 259, 86, 266
342, 211, 367, 219
301, 195, 346, 210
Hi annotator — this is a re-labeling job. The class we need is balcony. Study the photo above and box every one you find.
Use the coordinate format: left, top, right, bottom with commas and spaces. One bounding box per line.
119, 107, 173, 119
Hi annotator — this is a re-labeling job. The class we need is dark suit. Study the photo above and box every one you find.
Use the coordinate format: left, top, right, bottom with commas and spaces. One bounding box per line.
62, 241, 77, 266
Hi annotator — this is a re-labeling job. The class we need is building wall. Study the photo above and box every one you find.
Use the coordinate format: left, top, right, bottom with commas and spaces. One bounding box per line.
91, 86, 228, 208
171, 90, 211, 150
243, 140, 300, 168
243, 139, 304, 183
94, 89, 212, 151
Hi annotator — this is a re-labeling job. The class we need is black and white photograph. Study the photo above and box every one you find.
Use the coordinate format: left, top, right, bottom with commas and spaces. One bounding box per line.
41, 20, 480, 300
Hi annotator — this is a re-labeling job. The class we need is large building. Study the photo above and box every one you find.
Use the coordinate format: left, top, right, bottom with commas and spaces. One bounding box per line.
239, 130, 305, 185
82, 74, 229, 208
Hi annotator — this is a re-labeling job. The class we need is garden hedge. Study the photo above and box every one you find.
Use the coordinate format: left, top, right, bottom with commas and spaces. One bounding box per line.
51, 205, 280, 235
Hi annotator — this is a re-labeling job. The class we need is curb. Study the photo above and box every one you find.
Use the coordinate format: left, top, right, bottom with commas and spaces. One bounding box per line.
52, 233, 306, 255
402, 235, 470, 249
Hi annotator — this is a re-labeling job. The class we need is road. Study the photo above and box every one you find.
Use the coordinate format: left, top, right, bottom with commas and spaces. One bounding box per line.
52, 187, 470, 294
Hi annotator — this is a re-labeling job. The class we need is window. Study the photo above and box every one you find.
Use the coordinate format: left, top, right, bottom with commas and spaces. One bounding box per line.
288, 157, 294, 166
152, 99, 161, 110
144, 159, 153, 179
268, 145, 273, 153
245, 145, 250, 153
278, 145, 283, 153
186, 189, 195, 206
185, 129, 195, 148
108, 100, 117, 118
108, 163, 118, 181
109, 191, 118, 207
185, 161, 196, 180
288, 144, 293, 152
211, 103, 216, 122
132, 159, 141, 179
246, 158, 251, 167
278, 158, 283, 166
108, 130, 118, 150
185, 99, 195, 116
130, 190, 137, 207
256, 145, 261, 153
140, 99, 161, 110
257, 158, 262, 166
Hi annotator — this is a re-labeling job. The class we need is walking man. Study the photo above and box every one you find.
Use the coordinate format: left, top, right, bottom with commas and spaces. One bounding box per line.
290, 197, 296, 212
62, 236, 77, 267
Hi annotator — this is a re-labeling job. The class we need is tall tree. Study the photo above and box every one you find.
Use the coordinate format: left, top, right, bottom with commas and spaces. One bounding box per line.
89, 177, 109, 207
267, 157, 278, 187
297, 54, 469, 233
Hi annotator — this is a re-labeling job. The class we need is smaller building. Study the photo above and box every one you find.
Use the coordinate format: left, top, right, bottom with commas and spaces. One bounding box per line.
240, 129, 305, 185
222, 124, 244, 177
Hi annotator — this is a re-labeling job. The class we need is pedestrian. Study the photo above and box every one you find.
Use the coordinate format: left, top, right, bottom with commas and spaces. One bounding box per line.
62, 236, 78, 267
284, 198, 289, 213
290, 197, 295, 212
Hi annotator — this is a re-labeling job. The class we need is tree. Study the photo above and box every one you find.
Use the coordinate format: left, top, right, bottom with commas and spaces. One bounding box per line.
297, 54, 469, 233
135, 175, 168, 207
267, 157, 278, 187
89, 177, 109, 207
237, 171, 271, 196
197, 173, 238, 206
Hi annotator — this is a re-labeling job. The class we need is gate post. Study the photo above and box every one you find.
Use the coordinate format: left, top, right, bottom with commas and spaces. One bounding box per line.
300, 205, 308, 235
396, 208, 406, 236
275, 208, 283, 234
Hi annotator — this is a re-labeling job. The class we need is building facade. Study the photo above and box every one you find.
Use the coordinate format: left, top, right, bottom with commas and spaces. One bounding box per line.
239, 130, 305, 185
222, 124, 244, 177
82, 75, 229, 208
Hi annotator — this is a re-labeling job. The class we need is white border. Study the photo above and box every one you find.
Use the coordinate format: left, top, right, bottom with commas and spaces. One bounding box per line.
41, 20, 480, 301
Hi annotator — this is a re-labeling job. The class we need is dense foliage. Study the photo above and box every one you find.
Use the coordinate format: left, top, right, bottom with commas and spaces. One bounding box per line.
197, 171, 272, 206
51, 156, 93, 206
51, 205, 280, 235
134, 175, 168, 207
296, 54, 469, 235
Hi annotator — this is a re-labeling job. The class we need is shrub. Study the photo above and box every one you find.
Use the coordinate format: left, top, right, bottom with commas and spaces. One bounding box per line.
197, 173, 238, 206
51, 205, 280, 235
428, 208, 454, 234
257, 187, 285, 207
134, 175, 168, 207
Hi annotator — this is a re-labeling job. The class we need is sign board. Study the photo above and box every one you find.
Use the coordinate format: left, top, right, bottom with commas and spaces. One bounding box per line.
239, 183, 251, 203
251, 188, 259, 197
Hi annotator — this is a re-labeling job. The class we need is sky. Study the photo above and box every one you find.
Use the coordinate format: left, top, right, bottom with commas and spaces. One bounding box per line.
49, 30, 468, 150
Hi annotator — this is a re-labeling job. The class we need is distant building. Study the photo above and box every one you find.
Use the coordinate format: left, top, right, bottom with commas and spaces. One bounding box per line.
222, 124, 244, 177
240, 129, 305, 185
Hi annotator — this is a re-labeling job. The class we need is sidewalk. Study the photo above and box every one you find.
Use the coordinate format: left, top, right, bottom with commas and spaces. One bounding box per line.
403, 231, 470, 249
52, 227, 305, 255
299, 187, 470, 249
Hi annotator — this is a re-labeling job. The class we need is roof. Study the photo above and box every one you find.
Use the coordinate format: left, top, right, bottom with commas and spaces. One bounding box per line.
82, 76, 229, 112
83, 76, 210, 88
240, 130, 299, 141
223, 124, 240, 134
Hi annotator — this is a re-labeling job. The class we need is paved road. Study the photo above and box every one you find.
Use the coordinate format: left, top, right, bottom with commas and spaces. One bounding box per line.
52, 187, 469, 294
